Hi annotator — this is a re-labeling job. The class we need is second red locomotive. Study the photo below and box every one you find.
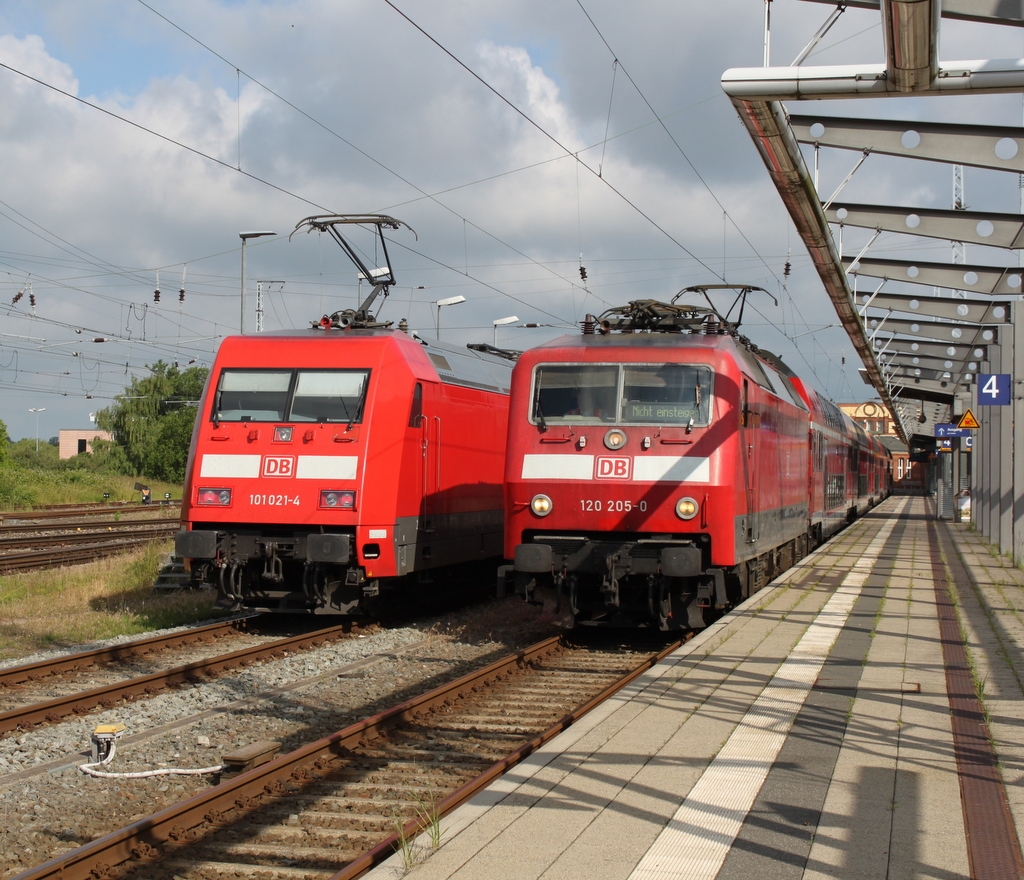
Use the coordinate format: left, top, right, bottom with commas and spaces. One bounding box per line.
503, 290, 889, 630
175, 215, 514, 614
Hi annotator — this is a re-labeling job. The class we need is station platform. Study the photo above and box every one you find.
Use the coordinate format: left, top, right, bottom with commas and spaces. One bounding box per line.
365, 496, 1024, 880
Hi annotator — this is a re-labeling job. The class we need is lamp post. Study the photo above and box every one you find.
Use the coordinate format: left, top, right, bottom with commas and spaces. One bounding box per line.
29, 408, 45, 453
492, 315, 518, 347
239, 231, 276, 334
433, 295, 466, 339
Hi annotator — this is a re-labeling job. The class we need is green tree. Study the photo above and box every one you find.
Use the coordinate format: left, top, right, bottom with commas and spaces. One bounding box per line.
95, 361, 208, 482
0, 418, 8, 467
59, 437, 131, 474
9, 437, 60, 467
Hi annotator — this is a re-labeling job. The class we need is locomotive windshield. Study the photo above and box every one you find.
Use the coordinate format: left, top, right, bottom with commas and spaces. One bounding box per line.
213, 369, 370, 424
532, 363, 712, 426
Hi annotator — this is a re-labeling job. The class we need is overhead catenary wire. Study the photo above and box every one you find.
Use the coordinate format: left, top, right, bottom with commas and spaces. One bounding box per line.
381, 0, 725, 284
0, 4, 856, 412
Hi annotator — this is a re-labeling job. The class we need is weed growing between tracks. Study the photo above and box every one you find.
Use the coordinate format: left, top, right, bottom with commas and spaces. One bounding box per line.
0, 541, 226, 661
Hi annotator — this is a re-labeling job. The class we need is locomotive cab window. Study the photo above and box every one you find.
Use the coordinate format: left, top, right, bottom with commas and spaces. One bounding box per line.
621, 364, 711, 424
531, 363, 712, 426
534, 365, 617, 422
290, 370, 368, 423
214, 370, 292, 421
213, 369, 369, 424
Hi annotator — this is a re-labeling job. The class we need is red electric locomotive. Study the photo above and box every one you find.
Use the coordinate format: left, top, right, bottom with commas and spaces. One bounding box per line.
503, 289, 889, 630
175, 215, 514, 614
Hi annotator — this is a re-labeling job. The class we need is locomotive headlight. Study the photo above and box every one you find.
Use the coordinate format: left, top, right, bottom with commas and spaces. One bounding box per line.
530, 494, 553, 517
675, 496, 699, 520
604, 428, 627, 450
197, 488, 232, 506
320, 489, 356, 510
273, 426, 293, 442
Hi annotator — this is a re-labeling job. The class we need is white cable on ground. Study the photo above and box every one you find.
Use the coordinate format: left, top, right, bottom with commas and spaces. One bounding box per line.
79, 742, 225, 778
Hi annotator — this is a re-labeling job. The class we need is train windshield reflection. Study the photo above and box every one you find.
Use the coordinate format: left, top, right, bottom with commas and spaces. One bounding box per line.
532, 363, 713, 426
213, 369, 370, 423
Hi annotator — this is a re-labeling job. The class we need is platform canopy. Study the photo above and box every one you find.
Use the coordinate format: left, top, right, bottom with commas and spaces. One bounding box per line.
721, 0, 1024, 447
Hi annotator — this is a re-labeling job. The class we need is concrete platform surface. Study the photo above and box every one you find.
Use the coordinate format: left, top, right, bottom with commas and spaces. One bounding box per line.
364, 496, 1024, 880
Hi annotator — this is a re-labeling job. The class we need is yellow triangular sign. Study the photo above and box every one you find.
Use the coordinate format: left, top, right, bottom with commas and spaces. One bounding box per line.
957, 409, 980, 430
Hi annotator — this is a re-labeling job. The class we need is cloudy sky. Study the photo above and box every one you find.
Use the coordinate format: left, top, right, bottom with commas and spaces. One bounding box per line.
1, 0, 1021, 442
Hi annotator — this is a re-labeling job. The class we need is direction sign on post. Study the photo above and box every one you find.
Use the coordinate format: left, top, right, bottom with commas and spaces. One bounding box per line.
936, 422, 971, 453
977, 373, 1011, 405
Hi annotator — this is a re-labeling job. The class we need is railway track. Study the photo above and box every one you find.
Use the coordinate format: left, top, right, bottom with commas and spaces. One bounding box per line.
11, 635, 680, 880
0, 620, 367, 736
0, 508, 180, 573
0, 502, 179, 522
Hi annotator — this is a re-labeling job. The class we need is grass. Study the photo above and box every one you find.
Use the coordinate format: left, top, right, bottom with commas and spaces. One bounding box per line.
390, 788, 447, 872
0, 540, 228, 662
0, 465, 181, 509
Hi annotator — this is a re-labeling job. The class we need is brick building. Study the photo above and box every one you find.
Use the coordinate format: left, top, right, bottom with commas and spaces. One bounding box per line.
58, 429, 112, 459
837, 402, 923, 492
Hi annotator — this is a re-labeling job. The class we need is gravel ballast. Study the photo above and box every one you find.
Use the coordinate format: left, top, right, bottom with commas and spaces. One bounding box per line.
0, 599, 560, 877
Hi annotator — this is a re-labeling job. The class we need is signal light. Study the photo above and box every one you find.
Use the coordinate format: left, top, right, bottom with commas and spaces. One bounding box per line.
197, 488, 231, 506
319, 489, 356, 510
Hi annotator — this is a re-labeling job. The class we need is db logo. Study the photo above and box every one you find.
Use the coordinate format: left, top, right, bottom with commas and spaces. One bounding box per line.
595, 456, 631, 480
262, 455, 296, 477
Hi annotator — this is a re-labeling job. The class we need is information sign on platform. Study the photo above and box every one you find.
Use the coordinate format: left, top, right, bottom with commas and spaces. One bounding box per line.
978, 373, 1011, 405
935, 423, 973, 452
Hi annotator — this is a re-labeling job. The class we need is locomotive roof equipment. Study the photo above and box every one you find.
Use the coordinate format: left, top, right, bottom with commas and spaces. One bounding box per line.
290, 214, 416, 330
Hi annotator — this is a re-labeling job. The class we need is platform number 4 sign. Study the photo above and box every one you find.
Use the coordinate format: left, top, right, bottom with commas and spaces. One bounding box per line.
978, 373, 1011, 405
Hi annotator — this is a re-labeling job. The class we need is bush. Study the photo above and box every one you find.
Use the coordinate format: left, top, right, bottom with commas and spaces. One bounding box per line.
0, 463, 181, 508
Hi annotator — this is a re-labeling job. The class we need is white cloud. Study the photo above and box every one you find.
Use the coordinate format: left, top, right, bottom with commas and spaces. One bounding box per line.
1, 0, 1014, 440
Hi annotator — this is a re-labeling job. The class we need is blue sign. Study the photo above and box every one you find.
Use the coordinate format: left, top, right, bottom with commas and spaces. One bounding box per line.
934, 424, 973, 453
978, 373, 1011, 405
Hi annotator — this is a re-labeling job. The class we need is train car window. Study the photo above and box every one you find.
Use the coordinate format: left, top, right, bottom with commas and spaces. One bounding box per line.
621, 364, 712, 425
214, 370, 292, 422
821, 398, 845, 433
736, 348, 773, 391
290, 370, 369, 423
759, 364, 808, 410
408, 382, 423, 427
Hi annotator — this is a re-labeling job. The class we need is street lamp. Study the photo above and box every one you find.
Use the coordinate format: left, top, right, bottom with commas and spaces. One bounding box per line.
433, 295, 466, 339
28, 408, 45, 453
239, 231, 276, 334
492, 315, 519, 347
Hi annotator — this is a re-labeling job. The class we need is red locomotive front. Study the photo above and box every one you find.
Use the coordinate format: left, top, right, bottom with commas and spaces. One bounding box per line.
177, 327, 511, 614
503, 297, 813, 630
